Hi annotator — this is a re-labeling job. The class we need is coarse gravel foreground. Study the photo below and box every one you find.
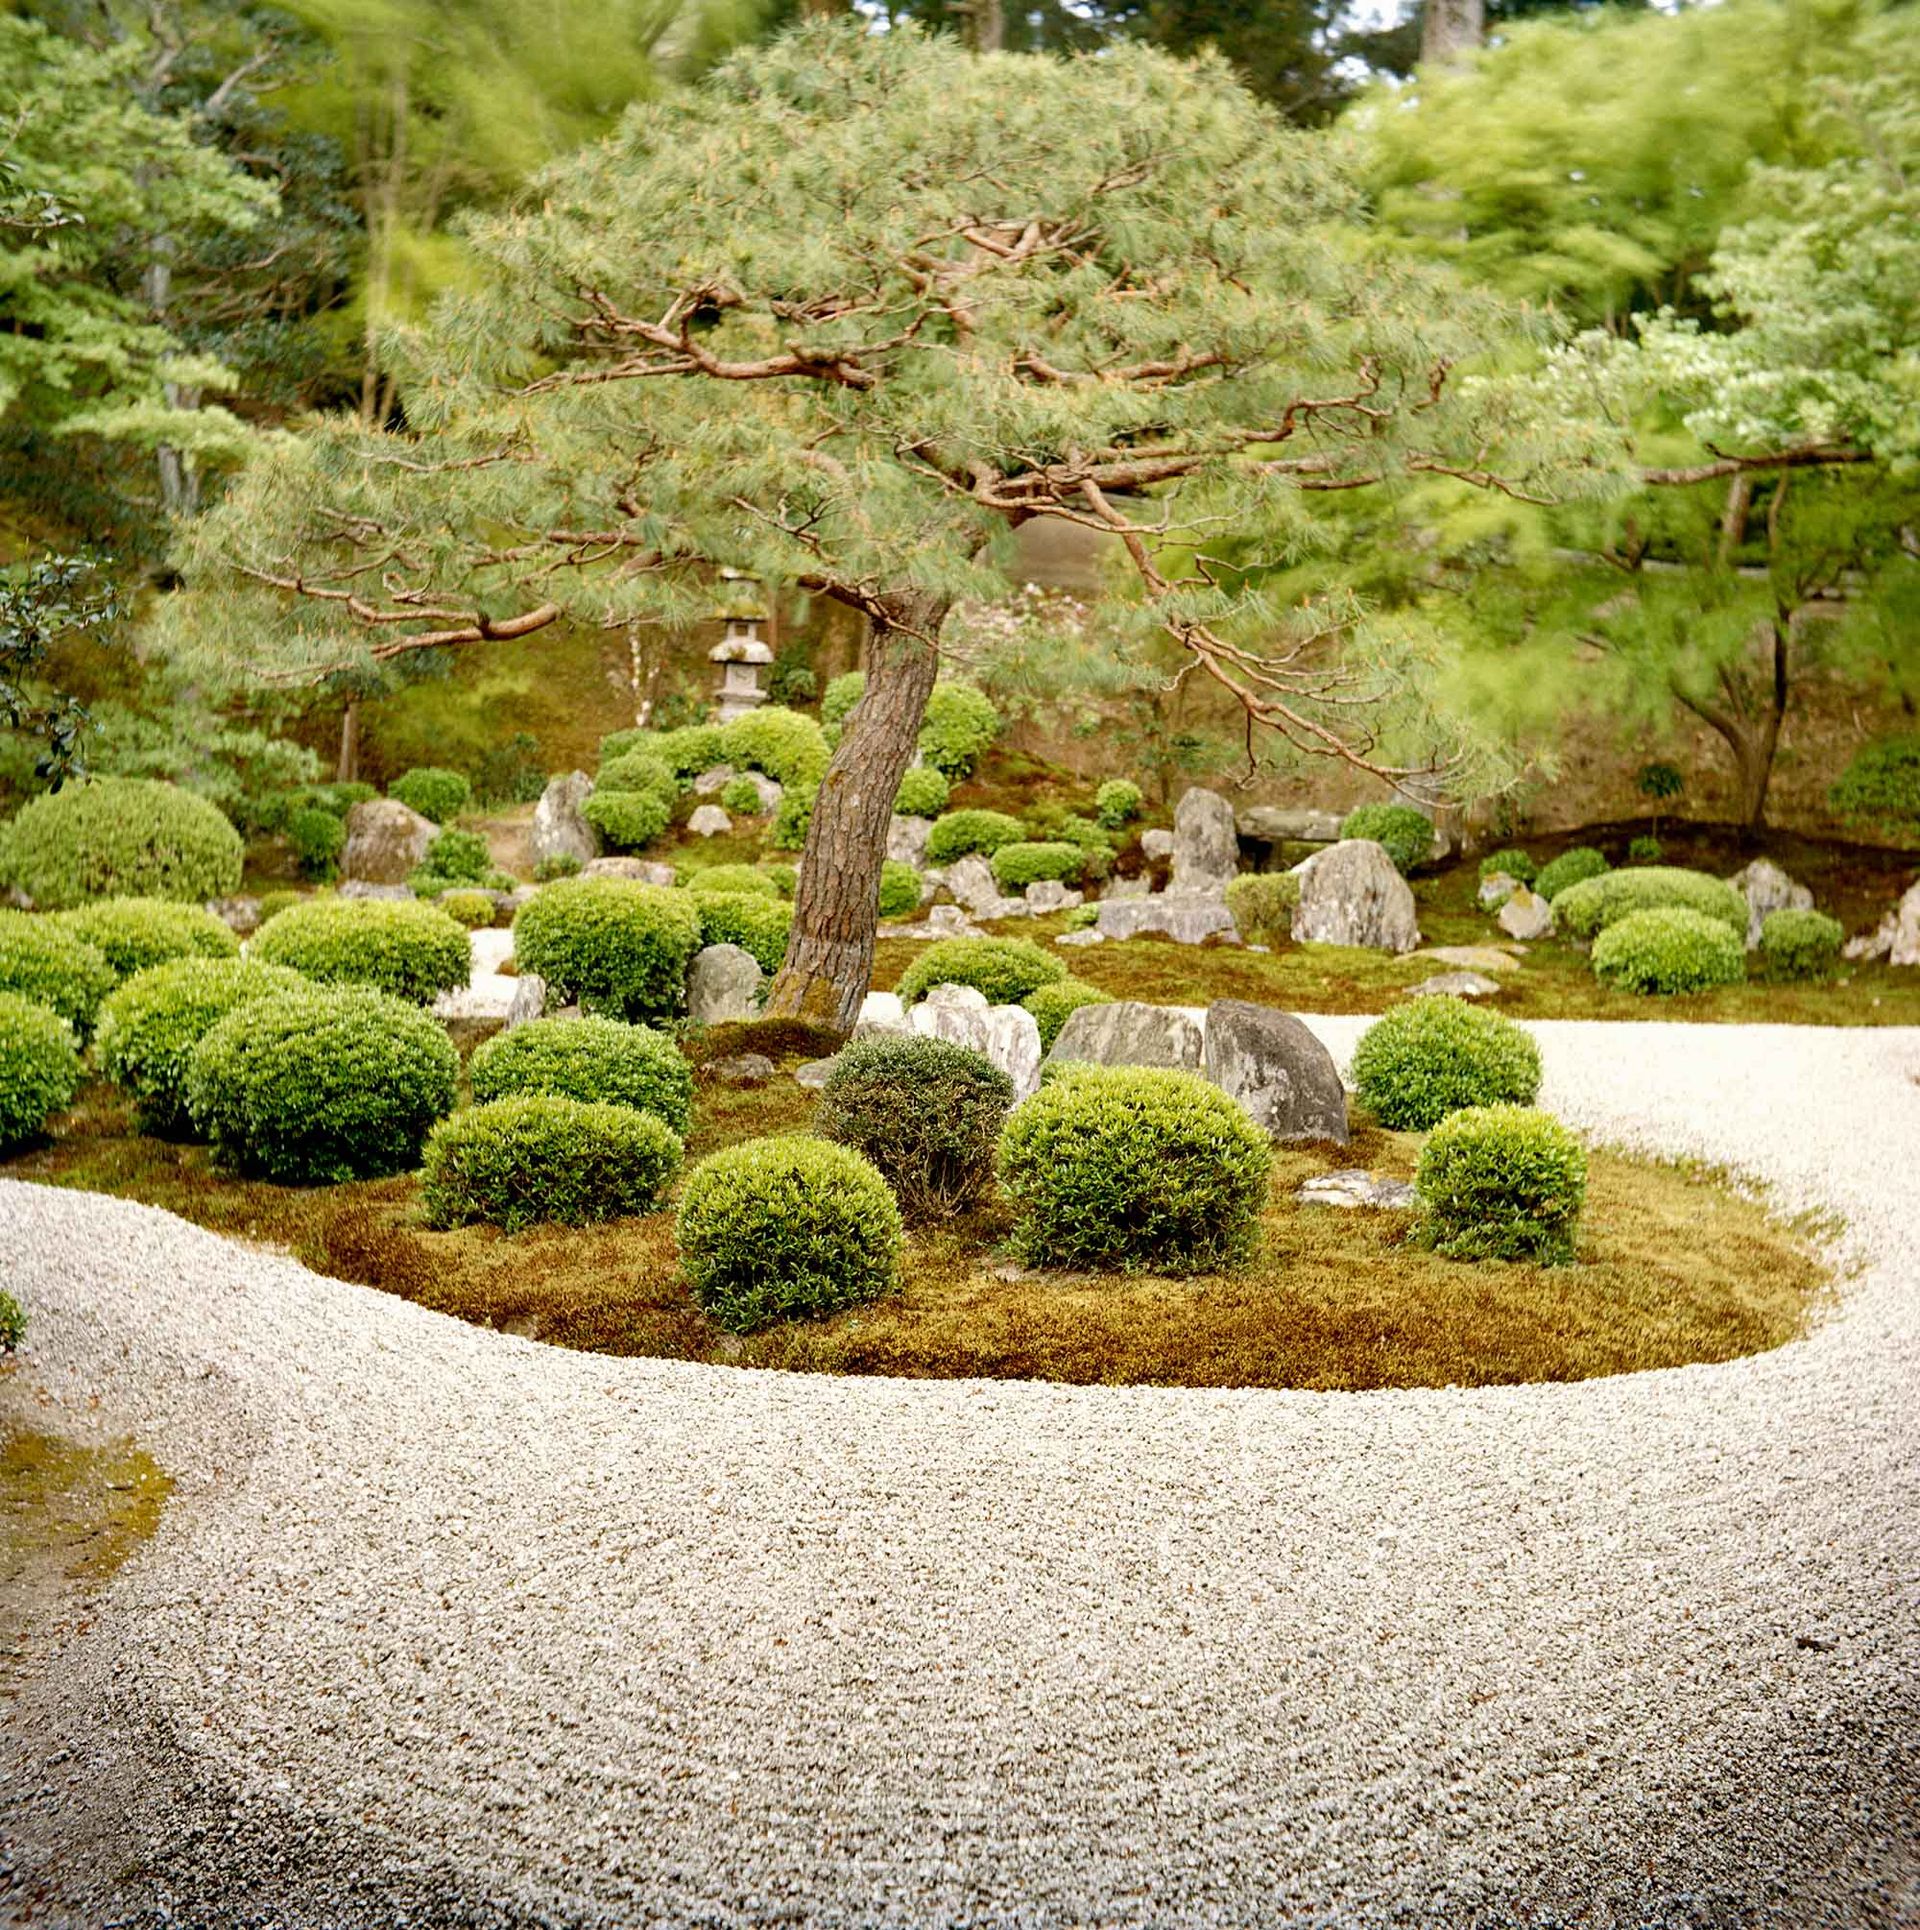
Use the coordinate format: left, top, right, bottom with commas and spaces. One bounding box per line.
1, 1017, 1917, 1930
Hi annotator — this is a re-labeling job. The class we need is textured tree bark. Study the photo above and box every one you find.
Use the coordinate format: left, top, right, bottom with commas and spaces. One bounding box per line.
763, 593, 946, 1034
337, 697, 361, 783
1420, 0, 1484, 64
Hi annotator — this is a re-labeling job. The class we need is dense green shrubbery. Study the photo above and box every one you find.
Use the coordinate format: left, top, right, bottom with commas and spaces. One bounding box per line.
1224, 872, 1299, 946
696, 893, 791, 973
581, 788, 672, 850
1351, 1000, 1541, 1131
421, 828, 493, 883
676, 1136, 902, 1332
439, 888, 498, 929
532, 853, 583, 883
1094, 779, 1143, 829
0, 777, 243, 909
1590, 908, 1746, 995
989, 841, 1085, 891
1830, 735, 1920, 838
892, 766, 951, 818
1339, 803, 1433, 875
252, 897, 471, 1004
596, 750, 680, 803
877, 860, 923, 920
255, 888, 305, 923
389, 766, 472, 824
650, 723, 730, 777
1477, 848, 1536, 886
0, 1287, 23, 1353
512, 877, 702, 1021
470, 1014, 693, 1131
771, 779, 817, 851
0, 913, 116, 1037
288, 806, 345, 879
687, 864, 779, 899
290, 780, 377, 821
925, 808, 1026, 864
1627, 834, 1663, 864
1534, 846, 1610, 901
764, 863, 797, 898
917, 682, 1001, 777
94, 957, 309, 1135
818, 1035, 1012, 1219
1416, 1105, 1587, 1264
720, 707, 829, 786
1553, 867, 1747, 942
186, 985, 458, 1182
1759, 907, 1845, 982
56, 897, 237, 986
0, 990, 82, 1151
422, 1095, 681, 1233
821, 671, 865, 729
720, 774, 766, 816
1021, 977, 1113, 1053
895, 935, 1066, 1008
997, 1065, 1270, 1272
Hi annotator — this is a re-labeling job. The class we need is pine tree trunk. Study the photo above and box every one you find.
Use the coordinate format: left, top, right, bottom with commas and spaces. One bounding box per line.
763, 593, 946, 1034
337, 697, 361, 783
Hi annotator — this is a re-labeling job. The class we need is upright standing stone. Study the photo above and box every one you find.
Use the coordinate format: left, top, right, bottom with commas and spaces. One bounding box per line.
530, 772, 600, 871
1046, 999, 1204, 1072
504, 973, 548, 1030
687, 943, 763, 1023
1727, 858, 1814, 949
982, 1004, 1044, 1102
1170, 788, 1239, 895
342, 798, 436, 885
1203, 1001, 1348, 1144
1497, 890, 1554, 942
888, 814, 933, 868
1291, 840, 1420, 953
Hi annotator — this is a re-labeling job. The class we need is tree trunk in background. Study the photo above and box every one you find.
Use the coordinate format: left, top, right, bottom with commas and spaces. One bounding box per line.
337, 697, 361, 783
763, 592, 946, 1034
1674, 617, 1789, 836
1421, 0, 1483, 65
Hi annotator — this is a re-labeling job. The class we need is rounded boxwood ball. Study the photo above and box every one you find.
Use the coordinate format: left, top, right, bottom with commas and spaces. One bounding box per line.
996, 1065, 1271, 1273
877, 860, 923, 921
0, 911, 116, 1038
0, 990, 82, 1151
677, 1136, 902, 1332
892, 767, 950, 819
57, 898, 239, 980
1553, 867, 1746, 942
251, 896, 471, 1004
468, 1015, 693, 1135
1351, 1000, 1541, 1131
388, 766, 472, 824
1591, 907, 1746, 996
1759, 906, 1845, 982
185, 984, 458, 1183
512, 877, 702, 1021
1533, 846, 1610, 902
695, 893, 791, 974
1416, 1104, 1587, 1264
894, 936, 1066, 1009
1338, 803, 1434, 875
1021, 977, 1113, 1053
0, 777, 242, 910
422, 1095, 682, 1233
687, 864, 779, 900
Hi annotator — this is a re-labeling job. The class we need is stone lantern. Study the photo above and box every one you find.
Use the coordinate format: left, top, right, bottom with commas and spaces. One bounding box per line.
709, 576, 773, 723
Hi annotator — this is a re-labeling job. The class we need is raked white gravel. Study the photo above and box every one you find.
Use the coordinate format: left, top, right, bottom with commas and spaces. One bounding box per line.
1, 1016, 1917, 1928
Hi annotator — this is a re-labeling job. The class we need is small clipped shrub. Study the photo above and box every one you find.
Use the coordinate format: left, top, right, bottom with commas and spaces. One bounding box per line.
1225, 872, 1299, 947
422, 1095, 681, 1233
895, 935, 1066, 1009
696, 892, 792, 974
1416, 1105, 1587, 1264
771, 779, 817, 852
0, 777, 243, 909
185, 984, 457, 1182
595, 750, 680, 803
917, 681, 1001, 777
676, 1136, 902, 1332
56, 898, 239, 982
892, 766, 951, 819
251, 897, 471, 1004
820, 671, 866, 729
764, 863, 798, 899
925, 809, 1027, 864
288, 806, 344, 879
581, 788, 672, 851
687, 864, 779, 899
720, 774, 766, 816
0, 1288, 23, 1353
598, 725, 651, 765
877, 860, 923, 920
0, 912, 115, 1037
1094, 778, 1143, 830
1021, 977, 1113, 1053
649, 723, 729, 778
1339, 803, 1434, 875
532, 853, 583, 884
293, 780, 377, 820
440, 888, 497, 929
511, 877, 702, 1021
1830, 735, 1920, 839
1351, 1000, 1541, 1131
421, 828, 493, 884
94, 957, 308, 1136
1553, 867, 1747, 943
255, 888, 305, 923
1760, 907, 1845, 982
996, 1066, 1271, 1273
469, 1014, 693, 1133
1534, 846, 1610, 901
817, 1035, 1013, 1220
0, 990, 82, 1151
719, 707, 829, 786
1052, 814, 1115, 879
989, 841, 1084, 892
1591, 907, 1745, 996
1063, 901, 1099, 931
1627, 834, 1663, 864
1477, 848, 1537, 886
388, 766, 472, 824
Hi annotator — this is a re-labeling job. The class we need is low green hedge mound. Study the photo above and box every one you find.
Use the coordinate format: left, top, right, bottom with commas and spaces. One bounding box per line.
917, 682, 1000, 777
677, 1136, 902, 1332
1338, 803, 1433, 875
894, 936, 1066, 1009
1590, 908, 1746, 995
289, 807, 344, 879
925, 809, 1026, 865
1555, 867, 1747, 943
0, 990, 82, 1151
420, 828, 493, 883
388, 766, 472, 824
1533, 846, 1610, 902
0, 777, 243, 909
57, 898, 239, 980
251, 897, 471, 1004
1416, 1104, 1587, 1264
439, 888, 498, 929
512, 877, 702, 1021
720, 774, 766, 816
595, 751, 680, 804
422, 1095, 681, 1233
0, 912, 116, 1037
1351, 1000, 1541, 1131
581, 788, 672, 851
989, 841, 1085, 892
719, 707, 829, 787
468, 1016, 693, 1134
686, 864, 779, 899
696, 893, 791, 974
1477, 848, 1537, 886
1759, 907, 1845, 982
1021, 977, 1114, 1053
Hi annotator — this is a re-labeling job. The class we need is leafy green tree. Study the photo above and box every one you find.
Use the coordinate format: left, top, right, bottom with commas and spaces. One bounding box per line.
0, 555, 124, 787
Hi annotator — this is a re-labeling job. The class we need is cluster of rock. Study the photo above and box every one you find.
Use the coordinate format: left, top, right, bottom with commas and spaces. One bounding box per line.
1845, 879, 1920, 967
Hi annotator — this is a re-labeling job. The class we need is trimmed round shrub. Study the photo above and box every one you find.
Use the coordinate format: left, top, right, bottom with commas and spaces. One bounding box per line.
440, 888, 497, 929
719, 707, 830, 786
917, 681, 1000, 777
686, 864, 779, 899
1094, 778, 1143, 830
771, 779, 817, 852
251, 897, 470, 1004
877, 860, 923, 920
1590, 908, 1745, 996
676, 1136, 902, 1332
1553, 867, 1746, 943
422, 828, 492, 883
422, 1095, 681, 1233
595, 750, 680, 804
94, 957, 309, 1136
1351, 1000, 1541, 1131
57, 898, 239, 980
1477, 847, 1537, 886
598, 725, 650, 765
0, 777, 242, 909
925, 809, 1027, 865
1416, 1105, 1587, 1264
817, 1034, 1013, 1220
185, 984, 458, 1182
1760, 907, 1845, 982
581, 788, 672, 851
1022, 977, 1113, 1053
255, 888, 305, 923
990, 841, 1085, 892
0, 912, 116, 1037
388, 766, 472, 824
996, 1065, 1271, 1273
650, 723, 730, 777
288, 806, 344, 879
1534, 846, 1610, 901
0, 990, 82, 1150
511, 877, 702, 1021
696, 893, 791, 974
1627, 834, 1663, 864
720, 774, 766, 816
1339, 803, 1434, 875
469, 1015, 693, 1133
1224, 872, 1299, 947
892, 766, 951, 819
895, 936, 1067, 1008
532, 853, 583, 884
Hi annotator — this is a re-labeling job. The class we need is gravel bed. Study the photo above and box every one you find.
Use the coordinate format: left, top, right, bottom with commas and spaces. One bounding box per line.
1, 1018, 1917, 1927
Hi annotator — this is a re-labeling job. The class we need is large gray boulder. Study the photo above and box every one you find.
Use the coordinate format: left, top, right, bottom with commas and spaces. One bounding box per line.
983, 1004, 1044, 1102
887, 813, 933, 868
1025, 878, 1083, 914
1727, 857, 1814, 949
905, 985, 1039, 1098
337, 879, 415, 902
1047, 998, 1203, 1072
688, 804, 731, 838
690, 764, 737, 796
946, 854, 1021, 920
687, 943, 763, 1024
1497, 889, 1554, 942
1291, 839, 1420, 953
1203, 1000, 1348, 1145
529, 772, 599, 871
1095, 896, 1238, 945
1847, 880, 1920, 966
342, 798, 436, 885
1170, 787, 1239, 895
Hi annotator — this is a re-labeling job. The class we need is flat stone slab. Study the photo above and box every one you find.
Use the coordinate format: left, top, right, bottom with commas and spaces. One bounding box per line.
1408, 971, 1504, 999
1095, 895, 1238, 944
1410, 945, 1525, 973
1297, 1169, 1417, 1210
